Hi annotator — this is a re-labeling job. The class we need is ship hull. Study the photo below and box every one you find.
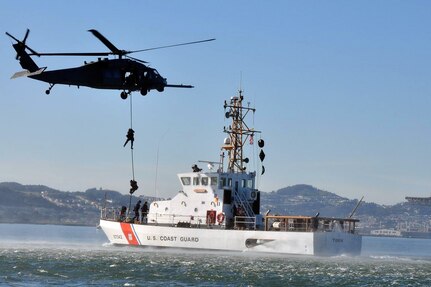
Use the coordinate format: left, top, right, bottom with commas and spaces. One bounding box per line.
100, 219, 361, 256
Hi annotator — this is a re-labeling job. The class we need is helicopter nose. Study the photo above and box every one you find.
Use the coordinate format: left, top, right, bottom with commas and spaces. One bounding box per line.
163, 78, 167, 85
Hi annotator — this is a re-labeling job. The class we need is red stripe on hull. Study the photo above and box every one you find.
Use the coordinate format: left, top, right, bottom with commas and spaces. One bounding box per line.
120, 222, 139, 245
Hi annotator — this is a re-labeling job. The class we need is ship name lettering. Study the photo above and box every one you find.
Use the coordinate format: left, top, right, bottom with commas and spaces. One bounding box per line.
332, 238, 343, 243
180, 236, 199, 243
113, 234, 123, 239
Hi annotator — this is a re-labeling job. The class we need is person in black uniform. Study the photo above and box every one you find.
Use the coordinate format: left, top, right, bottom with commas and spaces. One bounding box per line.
123, 128, 135, 149
130, 180, 138, 194
133, 200, 141, 222
141, 201, 149, 223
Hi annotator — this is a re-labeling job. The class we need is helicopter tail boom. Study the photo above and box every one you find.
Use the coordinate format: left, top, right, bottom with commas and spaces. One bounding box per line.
12, 43, 40, 72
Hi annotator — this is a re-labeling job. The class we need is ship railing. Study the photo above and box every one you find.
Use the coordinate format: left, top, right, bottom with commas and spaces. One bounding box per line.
234, 216, 257, 230
264, 215, 359, 233
100, 207, 139, 223
100, 207, 120, 221
149, 213, 226, 228
100, 208, 223, 228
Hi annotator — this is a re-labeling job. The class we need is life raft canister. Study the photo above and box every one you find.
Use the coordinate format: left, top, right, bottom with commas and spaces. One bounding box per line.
217, 213, 225, 224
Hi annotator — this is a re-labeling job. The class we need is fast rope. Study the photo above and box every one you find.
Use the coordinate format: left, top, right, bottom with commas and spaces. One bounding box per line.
123, 93, 138, 196
125, 93, 138, 217
129, 93, 135, 182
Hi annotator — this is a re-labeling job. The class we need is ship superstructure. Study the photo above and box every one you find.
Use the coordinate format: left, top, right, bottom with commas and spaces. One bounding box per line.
146, 92, 262, 229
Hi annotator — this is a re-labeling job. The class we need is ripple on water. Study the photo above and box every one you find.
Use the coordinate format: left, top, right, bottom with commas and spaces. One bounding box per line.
1, 244, 431, 286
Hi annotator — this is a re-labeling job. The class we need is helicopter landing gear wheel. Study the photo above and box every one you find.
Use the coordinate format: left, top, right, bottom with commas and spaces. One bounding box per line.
120, 91, 128, 100
157, 86, 164, 92
140, 89, 148, 96
46, 83, 55, 95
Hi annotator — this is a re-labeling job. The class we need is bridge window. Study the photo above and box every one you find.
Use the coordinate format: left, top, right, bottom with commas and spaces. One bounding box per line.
211, 177, 218, 186
181, 177, 191, 185
193, 177, 200, 185
247, 179, 254, 188
220, 177, 227, 188
201, 177, 208, 186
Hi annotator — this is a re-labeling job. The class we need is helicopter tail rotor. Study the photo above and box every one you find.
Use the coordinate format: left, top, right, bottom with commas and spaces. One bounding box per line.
6, 29, 40, 72
5, 29, 38, 59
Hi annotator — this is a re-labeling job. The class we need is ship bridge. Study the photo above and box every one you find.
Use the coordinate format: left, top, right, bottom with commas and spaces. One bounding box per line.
146, 168, 261, 229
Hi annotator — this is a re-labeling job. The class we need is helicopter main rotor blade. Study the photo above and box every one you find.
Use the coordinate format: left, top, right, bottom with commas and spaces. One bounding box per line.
126, 38, 216, 54
88, 29, 123, 55
165, 84, 194, 88
5, 31, 21, 43
125, 55, 148, 63
22, 29, 30, 43
29, 52, 113, 57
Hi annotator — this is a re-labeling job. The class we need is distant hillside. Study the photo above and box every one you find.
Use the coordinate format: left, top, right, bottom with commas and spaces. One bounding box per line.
260, 184, 384, 217
260, 184, 431, 233
0, 182, 151, 226
1, 182, 430, 233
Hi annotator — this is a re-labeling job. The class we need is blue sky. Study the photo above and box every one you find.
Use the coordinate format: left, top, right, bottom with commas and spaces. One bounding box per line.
1, 1, 430, 205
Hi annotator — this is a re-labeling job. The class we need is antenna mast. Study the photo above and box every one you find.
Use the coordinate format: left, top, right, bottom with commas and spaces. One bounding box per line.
222, 90, 259, 172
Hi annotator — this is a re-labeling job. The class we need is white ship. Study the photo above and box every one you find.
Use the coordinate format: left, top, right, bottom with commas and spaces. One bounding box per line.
99, 91, 362, 256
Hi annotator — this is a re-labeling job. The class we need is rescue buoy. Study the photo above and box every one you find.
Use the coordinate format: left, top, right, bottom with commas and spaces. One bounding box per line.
217, 213, 225, 224
209, 211, 215, 220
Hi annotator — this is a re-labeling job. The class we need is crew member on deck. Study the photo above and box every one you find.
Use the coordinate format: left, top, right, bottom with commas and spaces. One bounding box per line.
141, 201, 149, 223
119, 206, 127, 222
133, 200, 141, 222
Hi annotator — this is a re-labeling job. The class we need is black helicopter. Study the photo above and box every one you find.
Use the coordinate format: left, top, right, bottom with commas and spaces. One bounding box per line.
6, 29, 214, 99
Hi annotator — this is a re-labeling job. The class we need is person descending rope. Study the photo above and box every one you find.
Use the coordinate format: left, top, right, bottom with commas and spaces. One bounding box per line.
129, 179, 139, 194
123, 128, 135, 149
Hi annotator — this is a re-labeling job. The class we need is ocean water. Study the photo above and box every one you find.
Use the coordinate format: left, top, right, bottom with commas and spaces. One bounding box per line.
0, 224, 430, 286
